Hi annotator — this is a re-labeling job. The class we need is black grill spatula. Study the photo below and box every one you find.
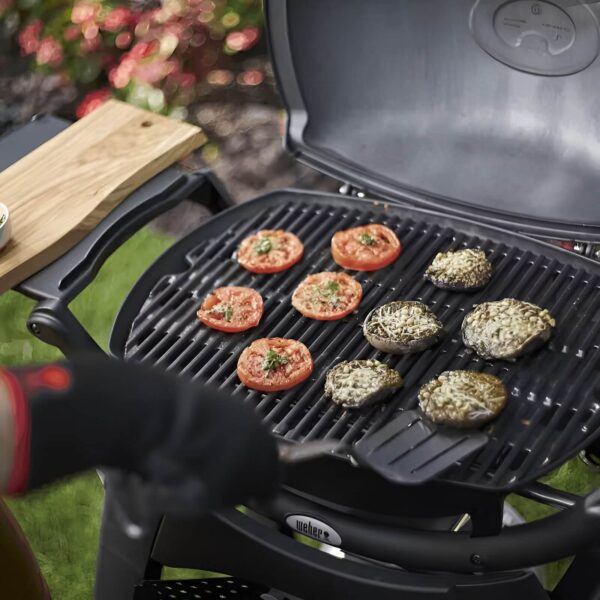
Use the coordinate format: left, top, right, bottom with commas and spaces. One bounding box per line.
279, 409, 488, 485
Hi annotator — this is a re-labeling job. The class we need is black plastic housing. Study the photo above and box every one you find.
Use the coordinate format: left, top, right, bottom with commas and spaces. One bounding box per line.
265, 0, 600, 241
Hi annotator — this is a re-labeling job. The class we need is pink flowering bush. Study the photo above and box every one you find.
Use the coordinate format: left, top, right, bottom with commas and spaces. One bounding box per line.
1, 0, 264, 118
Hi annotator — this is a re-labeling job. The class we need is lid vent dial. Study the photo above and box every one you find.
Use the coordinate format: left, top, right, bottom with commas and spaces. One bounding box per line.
471, 0, 600, 75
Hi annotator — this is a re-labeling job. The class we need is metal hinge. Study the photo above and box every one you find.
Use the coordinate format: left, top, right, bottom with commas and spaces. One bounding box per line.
537, 241, 600, 262
339, 183, 366, 198
338, 184, 600, 262
571, 242, 600, 261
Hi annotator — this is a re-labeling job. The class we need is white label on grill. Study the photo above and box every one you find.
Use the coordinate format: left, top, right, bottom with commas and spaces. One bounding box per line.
286, 515, 342, 547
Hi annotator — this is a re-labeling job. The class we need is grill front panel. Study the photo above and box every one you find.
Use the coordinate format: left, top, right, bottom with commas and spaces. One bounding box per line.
119, 191, 600, 491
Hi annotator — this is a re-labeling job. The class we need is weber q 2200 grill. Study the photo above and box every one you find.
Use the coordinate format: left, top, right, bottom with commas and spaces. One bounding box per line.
11, 1, 600, 599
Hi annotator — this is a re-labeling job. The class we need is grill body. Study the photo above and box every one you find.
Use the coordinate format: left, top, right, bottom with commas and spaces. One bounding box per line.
6, 119, 599, 599
110, 189, 600, 496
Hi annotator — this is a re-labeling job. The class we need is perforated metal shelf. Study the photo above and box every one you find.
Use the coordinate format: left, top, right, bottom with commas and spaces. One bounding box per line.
134, 578, 267, 600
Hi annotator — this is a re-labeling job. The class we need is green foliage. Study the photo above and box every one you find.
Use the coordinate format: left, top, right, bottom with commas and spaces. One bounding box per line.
1, 0, 265, 116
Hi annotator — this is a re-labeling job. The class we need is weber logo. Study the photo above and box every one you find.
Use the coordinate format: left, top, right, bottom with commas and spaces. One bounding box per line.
286, 515, 342, 547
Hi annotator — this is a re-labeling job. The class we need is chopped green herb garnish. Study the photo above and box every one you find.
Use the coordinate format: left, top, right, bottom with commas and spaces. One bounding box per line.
325, 281, 340, 295
263, 349, 289, 372
359, 232, 376, 246
253, 236, 274, 255
211, 304, 234, 322
0, 214, 5, 227
314, 281, 340, 306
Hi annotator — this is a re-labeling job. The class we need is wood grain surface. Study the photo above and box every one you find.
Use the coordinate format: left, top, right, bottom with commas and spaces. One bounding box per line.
0, 99, 205, 294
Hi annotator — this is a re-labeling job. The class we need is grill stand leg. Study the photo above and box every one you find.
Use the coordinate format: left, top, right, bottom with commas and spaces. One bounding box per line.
470, 495, 505, 537
95, 472, 162, 600
551, 544, 600, 600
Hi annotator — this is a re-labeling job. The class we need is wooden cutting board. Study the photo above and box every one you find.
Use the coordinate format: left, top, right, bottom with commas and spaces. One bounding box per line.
0, 99, 205, 295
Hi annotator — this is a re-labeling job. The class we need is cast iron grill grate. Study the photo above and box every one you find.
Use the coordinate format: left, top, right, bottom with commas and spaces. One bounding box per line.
121, 194, 600, 491
133, 578, 267, 599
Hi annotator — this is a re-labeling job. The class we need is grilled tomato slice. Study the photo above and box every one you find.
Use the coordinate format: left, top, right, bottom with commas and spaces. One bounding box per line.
292, 272, 362, 321
237, 229, 304, 274
237, 338, 313, 392
197, 287, 263, 333
331, 224, 401, 271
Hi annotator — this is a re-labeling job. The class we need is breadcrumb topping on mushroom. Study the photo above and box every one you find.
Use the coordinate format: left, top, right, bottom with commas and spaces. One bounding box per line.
419, 370, 507, 428
425, 249, 492, 291
462, 299, 555, 360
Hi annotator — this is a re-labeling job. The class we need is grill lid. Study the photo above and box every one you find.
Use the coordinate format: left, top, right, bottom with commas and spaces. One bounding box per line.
265, 0, 600, 240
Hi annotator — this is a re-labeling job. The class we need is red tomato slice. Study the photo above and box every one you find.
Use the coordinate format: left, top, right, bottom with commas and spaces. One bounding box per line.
237, 338, 313, 392
197, 287, 263, 333
331, 224, 402, 272
292, 272, 362, 321
237, 229, 304, 274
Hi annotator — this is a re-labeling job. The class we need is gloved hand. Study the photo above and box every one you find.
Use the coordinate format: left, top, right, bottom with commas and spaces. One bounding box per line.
2, 356, 279, 513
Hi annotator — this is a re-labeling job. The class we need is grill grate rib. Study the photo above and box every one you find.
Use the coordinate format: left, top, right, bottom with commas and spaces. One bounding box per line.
120, 194, 600, 491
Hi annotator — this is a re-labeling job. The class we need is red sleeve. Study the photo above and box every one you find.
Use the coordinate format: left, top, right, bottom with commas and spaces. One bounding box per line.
1, 370, 31, 496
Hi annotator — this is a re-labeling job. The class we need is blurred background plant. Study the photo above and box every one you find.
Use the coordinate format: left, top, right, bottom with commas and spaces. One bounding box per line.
0, 0, 329, 204
0, 0, 265, 119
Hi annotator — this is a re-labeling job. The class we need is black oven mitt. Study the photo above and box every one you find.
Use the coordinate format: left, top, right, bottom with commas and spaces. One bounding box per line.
4, 355, 279, 513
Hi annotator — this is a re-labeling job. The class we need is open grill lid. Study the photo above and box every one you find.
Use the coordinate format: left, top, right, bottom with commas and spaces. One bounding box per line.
265, 0, 600, 241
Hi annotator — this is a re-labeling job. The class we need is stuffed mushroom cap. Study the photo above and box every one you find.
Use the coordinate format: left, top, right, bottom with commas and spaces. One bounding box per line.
425, 249, 492, 291
363, 301, 444, 355
419, 370, 507, 429
325, 359, 403, 409
462, 299, 555, 360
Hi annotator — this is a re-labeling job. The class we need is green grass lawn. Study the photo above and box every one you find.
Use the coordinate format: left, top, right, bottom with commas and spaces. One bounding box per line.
1, 227, 599, 598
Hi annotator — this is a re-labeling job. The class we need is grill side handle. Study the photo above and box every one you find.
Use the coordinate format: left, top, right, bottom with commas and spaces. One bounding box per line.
18, 167, 232, 357
264, 486, 600, 574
